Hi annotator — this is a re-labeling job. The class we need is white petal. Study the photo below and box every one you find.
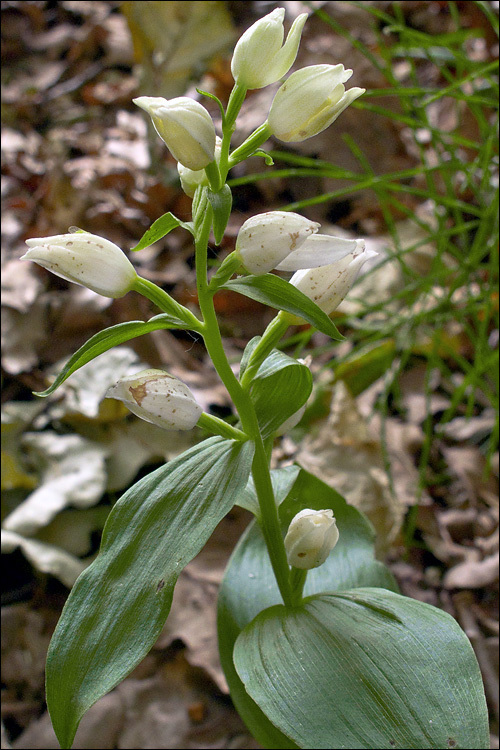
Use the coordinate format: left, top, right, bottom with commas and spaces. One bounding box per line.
275, 234, 358, 271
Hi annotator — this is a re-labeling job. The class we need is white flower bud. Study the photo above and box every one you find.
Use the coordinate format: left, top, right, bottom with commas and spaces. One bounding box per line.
21, 232, 137, 298
290, 241, 377, 315
106, 369, 203, 431
231, 9, 308, 90
268, 64, 365, 142
235, 211, 320, 274
285, 508, 339, 569
177, 137, 223, 197
133, 96, 216, 170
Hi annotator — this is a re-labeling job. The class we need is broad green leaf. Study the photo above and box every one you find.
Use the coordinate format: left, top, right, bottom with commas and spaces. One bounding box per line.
335, 339, 396, 396
234, 589, 489, 749
46, 436, 254, 749
236, 465, 300, 518
130, 212, 193, 251
239, 336, 259, 379
218, 468, 396, 748
35, 315, 189, 397
222, 275, 344, 340
250, 350, 312, 438
207, 184, 232, 245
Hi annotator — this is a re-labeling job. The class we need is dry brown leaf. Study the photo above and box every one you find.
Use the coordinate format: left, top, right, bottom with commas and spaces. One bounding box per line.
297, 381, 406, 552
443, 552, 500, 589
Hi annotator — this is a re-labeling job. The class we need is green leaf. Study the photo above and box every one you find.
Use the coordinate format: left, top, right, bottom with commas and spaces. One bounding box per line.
46, 436, 254, 749
196, 87, 226, 121
335, 339, 397, 396
234, 589, 489, 749
236, 464, 300, 518
207, 184, 232, 245
130, 212, 193, 251
253, 149, 274, 165
222, 275, 344, 340
250, 350, 312, 437
35, 316, 188, 397
218, 468, 397, 748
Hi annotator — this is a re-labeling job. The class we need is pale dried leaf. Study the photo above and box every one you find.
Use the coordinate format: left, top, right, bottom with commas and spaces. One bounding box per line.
1, 530, 85, 588
46, 346, 144, 420
297, 381, 406, 552
2, 433, 107, 535
444, 552, 500, 589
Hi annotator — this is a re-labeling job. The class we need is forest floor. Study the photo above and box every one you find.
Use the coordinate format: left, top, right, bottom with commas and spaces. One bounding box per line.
1, 2, 498, 748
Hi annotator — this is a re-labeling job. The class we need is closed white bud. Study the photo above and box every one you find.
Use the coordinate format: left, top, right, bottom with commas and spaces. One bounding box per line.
235, 211, 320, 274
290, 242, 377, 316
177, 137, 223, 197
21, 232, 137, 298
285, 508, 339, 569
106, 369, 203, 431
231, 8, 307, 90
134, 96, 216, 170
268, 64, 365, 142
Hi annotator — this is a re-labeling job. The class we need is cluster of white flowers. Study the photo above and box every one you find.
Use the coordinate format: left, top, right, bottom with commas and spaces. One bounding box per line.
21, 10, 370, 569
133, 9, 364, 164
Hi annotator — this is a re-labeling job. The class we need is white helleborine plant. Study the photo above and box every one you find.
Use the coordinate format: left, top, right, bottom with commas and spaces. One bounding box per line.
22, 232, 137, 298
31, 8, 488, 750
106, 369, 203, 431
268, 64, 365, 142
231, 8, 307, 90
290, 242, 377, 315
284, 508, 340, 569
235, 211, 359, 275
133, 96, 216, 170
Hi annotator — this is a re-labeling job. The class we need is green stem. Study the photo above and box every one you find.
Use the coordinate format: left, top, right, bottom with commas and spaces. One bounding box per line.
207, 251, 243, 293
194, 201, 293, 606
204, 160, 221, 192
219, 83, 247, 183
197, 412, 248, 441
240, 313, 290, 389
289, 567, 308, 606
228, 122, 272, 170
133, 276, 203, 332
225, 83, 248, 127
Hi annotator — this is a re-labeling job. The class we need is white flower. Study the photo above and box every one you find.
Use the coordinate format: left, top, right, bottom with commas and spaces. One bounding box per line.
21, 232, 137, 298
134, 96, 216, 170
290, 242, 377, 315
268, 64, 365, 142
275, 233, 362, 272
235, 211, 318, 274
284, 508, 339, 569
235, 211, 359, 275
106, 369, 203, 431
231, 8, 307, 90
177, 137, 223, 197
